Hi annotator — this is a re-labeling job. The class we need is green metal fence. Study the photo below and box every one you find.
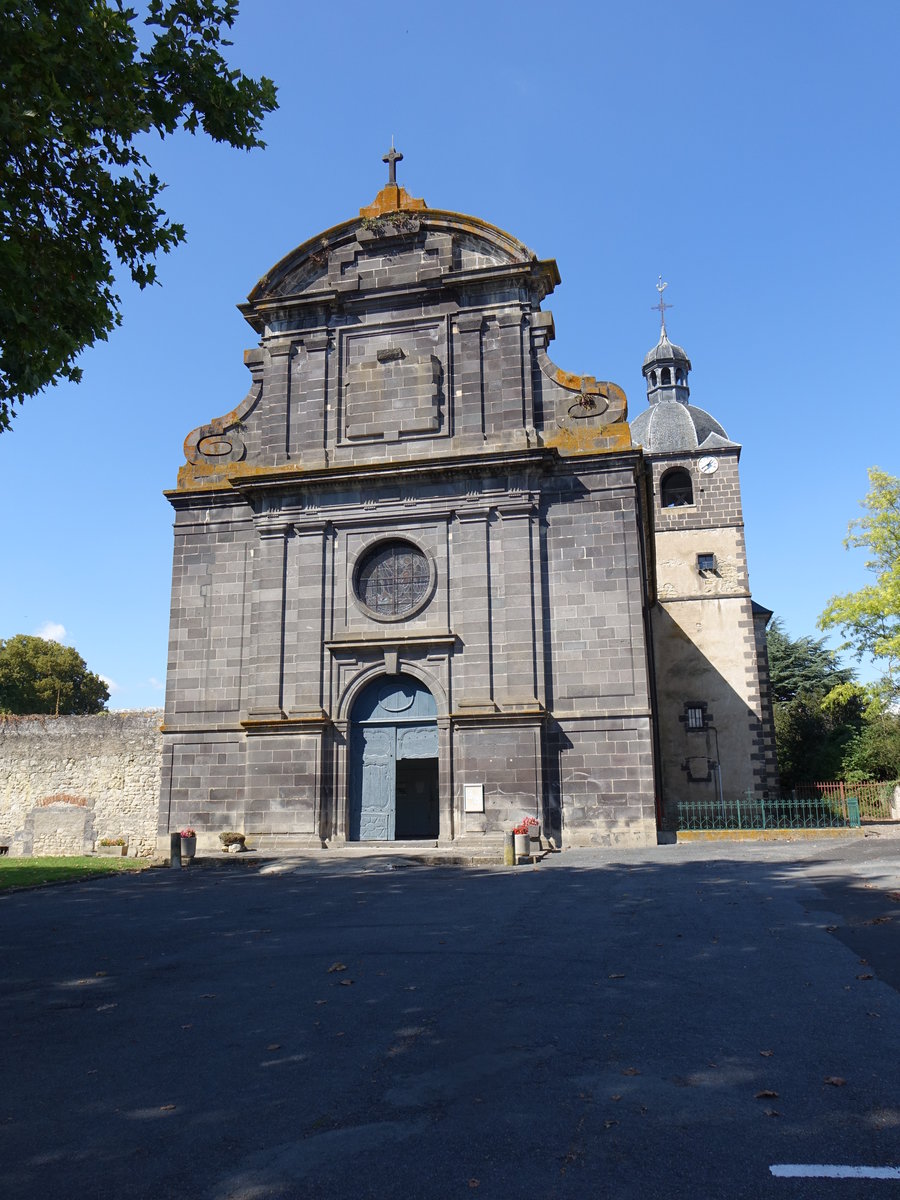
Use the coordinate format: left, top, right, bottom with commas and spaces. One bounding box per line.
677, 790, 860, 832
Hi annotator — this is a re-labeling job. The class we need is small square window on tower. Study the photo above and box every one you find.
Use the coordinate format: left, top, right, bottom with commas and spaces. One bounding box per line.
697, 553, 716, 573
685, 703, 706, 731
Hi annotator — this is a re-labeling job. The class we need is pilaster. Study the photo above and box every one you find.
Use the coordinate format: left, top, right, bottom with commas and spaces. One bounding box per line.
493, 502, 540, 710
290, 331, 331, 466
259, 339, 293, 463
246, 521, 290, 719
452, 507, 494, 711
454, 314, 485, 446
286, 520, 330, 717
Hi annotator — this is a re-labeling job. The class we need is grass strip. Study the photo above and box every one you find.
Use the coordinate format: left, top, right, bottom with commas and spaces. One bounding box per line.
0, 856, 151, 891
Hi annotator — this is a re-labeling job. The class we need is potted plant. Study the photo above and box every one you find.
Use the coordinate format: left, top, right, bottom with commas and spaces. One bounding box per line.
513, 824, 530, 858
97, 837, 127, 857
179, 827, 197, 861
523, 815, 541, 845
218, 831, 246, 854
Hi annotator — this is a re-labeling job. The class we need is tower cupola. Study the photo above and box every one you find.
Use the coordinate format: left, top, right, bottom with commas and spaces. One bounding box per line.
642, 278, 691, 405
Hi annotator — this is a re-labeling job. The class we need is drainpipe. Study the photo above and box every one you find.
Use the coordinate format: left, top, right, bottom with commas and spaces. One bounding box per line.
710, 726, 724, 808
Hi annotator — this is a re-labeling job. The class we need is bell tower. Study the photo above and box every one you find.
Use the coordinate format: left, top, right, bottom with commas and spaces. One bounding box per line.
630, 282, 779, 825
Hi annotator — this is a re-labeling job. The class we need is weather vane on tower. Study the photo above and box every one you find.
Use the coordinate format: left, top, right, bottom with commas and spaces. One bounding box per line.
652, 276, 672, 337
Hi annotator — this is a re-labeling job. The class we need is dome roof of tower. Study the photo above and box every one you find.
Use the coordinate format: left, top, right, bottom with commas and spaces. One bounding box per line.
642, 331, 691, 371
630, 400, 737, 453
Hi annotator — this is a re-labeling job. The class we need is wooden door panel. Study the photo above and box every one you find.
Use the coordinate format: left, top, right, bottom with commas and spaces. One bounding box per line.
396, 723, 439, 760
350, 725, 395, 840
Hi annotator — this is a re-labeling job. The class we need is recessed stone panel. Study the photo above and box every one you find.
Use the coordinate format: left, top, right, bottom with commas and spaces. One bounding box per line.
341, 323, 446, 442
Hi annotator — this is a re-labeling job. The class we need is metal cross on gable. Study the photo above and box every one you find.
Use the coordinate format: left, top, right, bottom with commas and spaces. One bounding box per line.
652, 275, 673, 336
383, 137, 403, 185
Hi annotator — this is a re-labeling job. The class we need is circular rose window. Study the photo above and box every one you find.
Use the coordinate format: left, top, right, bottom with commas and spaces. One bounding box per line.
355, 540, 431, 619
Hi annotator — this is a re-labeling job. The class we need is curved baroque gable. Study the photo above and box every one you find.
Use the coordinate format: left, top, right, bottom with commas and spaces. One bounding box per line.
175, 184, 632, 489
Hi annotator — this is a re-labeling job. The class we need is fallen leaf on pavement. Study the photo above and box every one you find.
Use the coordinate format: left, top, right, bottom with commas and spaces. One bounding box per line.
160, 1104, 176, 1111
338, 979, 354, 986
622, 1068, 640, 1076
604, 1119, 618, 1129
608, 973, 625, 979
759, 1050, 774, 1057
267, 1044, 281, 1051
327, 963, 347, 973
857, 974, 874, 981
764, 1109, 781, 1117
824, 1077, 846, 1086
468, 1181, 480, 1189
755, 1090, 779, 1099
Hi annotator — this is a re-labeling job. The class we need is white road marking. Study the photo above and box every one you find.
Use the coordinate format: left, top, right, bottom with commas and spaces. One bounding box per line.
771, 1164, 900, 1180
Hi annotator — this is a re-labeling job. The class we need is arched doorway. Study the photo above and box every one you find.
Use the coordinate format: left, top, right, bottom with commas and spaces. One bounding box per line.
349, 675, 439, 841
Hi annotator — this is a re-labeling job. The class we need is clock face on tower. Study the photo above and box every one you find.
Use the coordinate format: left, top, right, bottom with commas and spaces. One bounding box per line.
698, 455, 719, 475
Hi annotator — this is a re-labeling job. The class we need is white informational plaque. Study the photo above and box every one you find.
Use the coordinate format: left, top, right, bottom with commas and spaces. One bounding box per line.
464, 784, 485, 813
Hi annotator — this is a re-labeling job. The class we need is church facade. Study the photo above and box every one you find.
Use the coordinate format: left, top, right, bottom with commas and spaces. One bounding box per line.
158, 161, 777, 851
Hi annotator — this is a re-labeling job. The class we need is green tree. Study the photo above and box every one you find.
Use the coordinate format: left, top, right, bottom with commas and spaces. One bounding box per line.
0, 0, 277, 429
0, 634, 109, 714
840, 713, 900, 782
819, 467, 900, 706
766, 619, 861, 789
766, 617, 853, 702
772, 692, 857, 789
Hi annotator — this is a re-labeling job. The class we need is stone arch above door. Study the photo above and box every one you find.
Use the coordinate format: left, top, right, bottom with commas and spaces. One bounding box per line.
337, 663, 448, 723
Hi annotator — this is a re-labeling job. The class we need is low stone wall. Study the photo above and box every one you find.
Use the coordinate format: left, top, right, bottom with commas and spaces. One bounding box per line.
0, 711, 162, 857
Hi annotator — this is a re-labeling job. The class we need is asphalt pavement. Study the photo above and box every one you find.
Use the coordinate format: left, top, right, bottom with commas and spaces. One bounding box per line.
2, 833, 899, 1199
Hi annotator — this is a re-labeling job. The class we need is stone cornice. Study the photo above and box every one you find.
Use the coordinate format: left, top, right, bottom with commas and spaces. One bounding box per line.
165, 445, 645, 509
326, 633, 457, 653
240, 715, 333, 735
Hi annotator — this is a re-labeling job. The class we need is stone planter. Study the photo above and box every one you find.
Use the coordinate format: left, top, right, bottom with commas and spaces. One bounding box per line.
97, 844, 126, 857
514, 832, 530, 858
180, 836, 197, 861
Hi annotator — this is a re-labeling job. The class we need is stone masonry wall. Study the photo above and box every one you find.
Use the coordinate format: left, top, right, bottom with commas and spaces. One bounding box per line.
0, 711, 163, 857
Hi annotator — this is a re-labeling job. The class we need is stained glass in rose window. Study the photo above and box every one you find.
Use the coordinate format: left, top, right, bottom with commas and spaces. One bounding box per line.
357, 542, 429, 616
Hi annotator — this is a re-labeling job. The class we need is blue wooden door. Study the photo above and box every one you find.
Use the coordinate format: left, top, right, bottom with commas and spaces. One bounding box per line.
349, 676, 438, 841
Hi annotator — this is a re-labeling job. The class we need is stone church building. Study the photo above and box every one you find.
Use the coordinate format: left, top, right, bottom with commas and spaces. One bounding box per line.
158, 156, 777, 852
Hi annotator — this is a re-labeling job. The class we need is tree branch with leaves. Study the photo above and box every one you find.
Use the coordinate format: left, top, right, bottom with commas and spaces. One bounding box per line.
818, 467, 900, 708
0, 0, 277, 429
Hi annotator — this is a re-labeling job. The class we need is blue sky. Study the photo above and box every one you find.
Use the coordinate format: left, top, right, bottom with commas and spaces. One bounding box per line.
2, 0, 897, 708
